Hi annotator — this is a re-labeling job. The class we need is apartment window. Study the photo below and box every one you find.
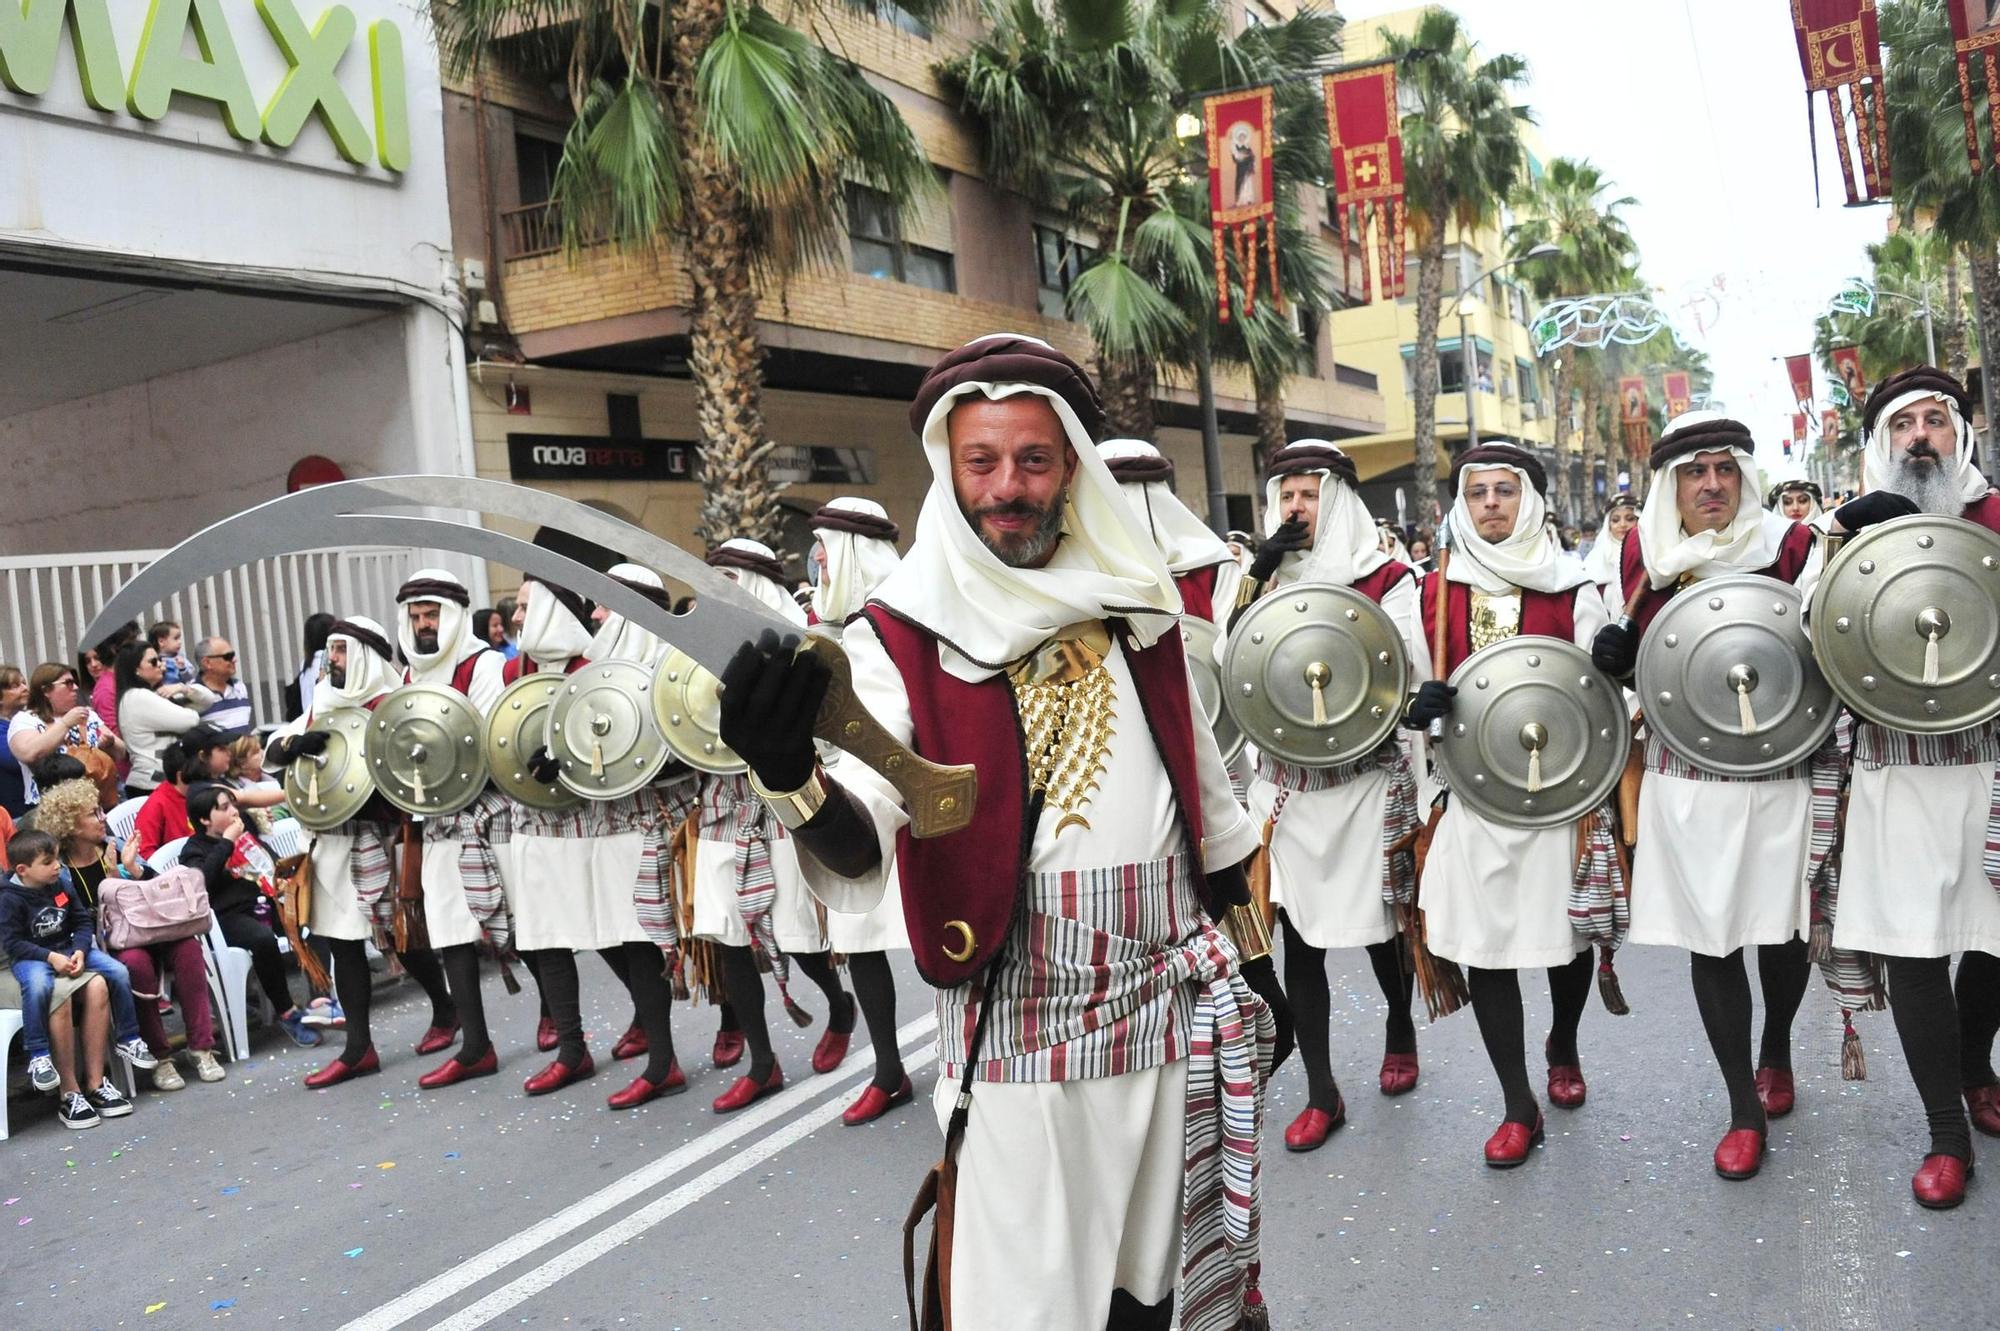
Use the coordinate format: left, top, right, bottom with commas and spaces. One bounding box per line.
847, 184, 956, 292
883, 2, 931, 37
1403, 341, 1490, 396
1294, 307, 1322, 376
516, 133, 566, 207
1516, 358, 1541, 405
1035, 224, 1096, 320
1508, 284, 1529, 325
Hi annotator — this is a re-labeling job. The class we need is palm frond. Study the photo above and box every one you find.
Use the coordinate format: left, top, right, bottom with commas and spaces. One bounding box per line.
1069, 253, 1191, 357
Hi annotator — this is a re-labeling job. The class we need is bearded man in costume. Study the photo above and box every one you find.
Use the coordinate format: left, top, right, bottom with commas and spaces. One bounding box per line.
1099, 440, 1243, 625
719, 334, 1290, 1331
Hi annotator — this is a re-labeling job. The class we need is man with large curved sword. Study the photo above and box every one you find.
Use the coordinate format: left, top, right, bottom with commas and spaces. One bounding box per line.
1404, 444, 1617, 1170
1804, 367, 2000, 1209
1233, 440, 1424, 1153
718, 335, 1290, 1331
1592, 414, 1830, 1183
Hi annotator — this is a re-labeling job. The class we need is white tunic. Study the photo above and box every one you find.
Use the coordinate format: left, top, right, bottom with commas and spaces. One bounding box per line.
690, 774, 827, 954
405, 650, 511, 951
506, 812, 652, 951
306, 830, 374, 942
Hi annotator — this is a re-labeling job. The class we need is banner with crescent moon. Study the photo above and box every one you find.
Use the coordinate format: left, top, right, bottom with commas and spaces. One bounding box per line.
1785, 353, 1816, 412
1324, 63, 1407, 303
1205, 86, 1279, 323
1791, 0, 1889, 203
1949, 0, 2000, 170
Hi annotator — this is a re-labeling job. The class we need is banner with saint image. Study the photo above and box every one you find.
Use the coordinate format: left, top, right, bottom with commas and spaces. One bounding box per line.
1619, 375, 1650, 457
1664, 371, 1693, 419
1324, 63, 1407, 303
1830, 344, 1867, 403
1205, 86, 1279, 323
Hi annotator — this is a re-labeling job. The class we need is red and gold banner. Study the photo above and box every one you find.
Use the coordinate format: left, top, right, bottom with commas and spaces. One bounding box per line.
1664, 371, 1693, 419
1205, 86, 1279, 323
1822, 407, 1842, 441
1949, 0, 2000, 170
1791, 414, 1809, 456
1830, 344, 1867, 402
1784, 353, 1816, 411
1791, 1, 1889, 203
1619, 375, 1651, 456
1325, 63, 1406, 303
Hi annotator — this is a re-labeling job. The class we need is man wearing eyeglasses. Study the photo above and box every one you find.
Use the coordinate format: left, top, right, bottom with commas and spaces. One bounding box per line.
194, 638, 254, 733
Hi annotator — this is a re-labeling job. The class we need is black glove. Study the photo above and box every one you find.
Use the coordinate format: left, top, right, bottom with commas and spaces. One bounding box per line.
1206, 861, 1251, 909
527, 745, 563, 784
1238, 955, 1294, 1074
1402, 680, 1457, 730
268, 730, 329, 767
718, 630, 832, 793
1591, 621, 1639, 679
1247, 518, 1309, 584
1832, 490, 1920, 534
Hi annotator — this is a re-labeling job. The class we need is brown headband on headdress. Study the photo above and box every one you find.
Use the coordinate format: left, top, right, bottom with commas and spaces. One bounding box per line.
519, 574, 592, 628
396, 576, 471, 607
909, 336, 1106, 440
1650, 418, 1755, 471
330, 619, 395, 662
706, 545, 790, 587
1265, 443, 1359, 488
1453, 443, 1548, 496
809, 505, 901, 543
1104, 453, 1176, 486
1766, 479, 1823, 507
1861, 366, 1974, 434
611, 576, 674, 611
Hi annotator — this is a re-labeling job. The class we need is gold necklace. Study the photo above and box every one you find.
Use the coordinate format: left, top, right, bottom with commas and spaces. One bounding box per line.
1008, 622, 1116, 837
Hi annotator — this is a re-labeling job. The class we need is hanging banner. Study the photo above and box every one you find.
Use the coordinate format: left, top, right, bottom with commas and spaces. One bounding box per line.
1822, 407, 1842, 441
1948, 0, 2000, 170
1829, 344, 1867, 403
1664, 370, 1693, 418
1205, 86, 1279, 323
1325, 63, 1407, 303
1619, 375, 1651, 456
1792, 413, 1809, 455
1785, 353, 1816, 411
1791, 1, 1890, 203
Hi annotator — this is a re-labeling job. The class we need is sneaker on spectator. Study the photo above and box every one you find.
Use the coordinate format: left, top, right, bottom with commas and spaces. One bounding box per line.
87, 1080, 134, 1118
191, 1049, 226, 1082
279, 1010, 323, 1047
152, 1059, 186, 1091
115, 1037, 159, 1069
59, 1092, 100, 1130
27, 1054, 59, 1093
303, 996, 346, 1028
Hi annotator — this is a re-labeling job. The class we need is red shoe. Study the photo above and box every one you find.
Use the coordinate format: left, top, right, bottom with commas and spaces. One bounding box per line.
608, 1062, 687, 1110
1913, 1152, 1974, 1209
1283, 1096, 1347, 1152
414, 1020, 460, 1056
1756, 1067, 1796, 1119
536, 1017, 558, 1053
1545, 1040, 1587, 1109
304, 1046, 380, 1089
523, 1052, 596, 1096
712, 1063, 784, 1113
712, 1029, 745, 1069
1966, 1085, 2000, 1138
1485, 1113, 1545, 1168
811, 1026, 854, 1075
1714, 1128, 1766, 1180
418, 1048, 498, 1090
843, 1075, 915, 1126
1378, 1052, 1419, 1097
612, 1023, 648, 1062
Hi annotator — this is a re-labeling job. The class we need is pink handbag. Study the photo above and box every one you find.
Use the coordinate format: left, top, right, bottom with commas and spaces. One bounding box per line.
98, 867, 212, 950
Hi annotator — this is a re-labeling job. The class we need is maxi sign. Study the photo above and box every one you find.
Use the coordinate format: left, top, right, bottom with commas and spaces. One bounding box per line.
0, 0, 409, 171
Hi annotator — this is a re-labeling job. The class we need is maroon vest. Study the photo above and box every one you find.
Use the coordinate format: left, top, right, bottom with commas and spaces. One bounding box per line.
1619, 522, 1814, 636
1965, 493, 2000, 533
502, 653, 585, 684
1418, 576, 1579, 676
861, 606, 1216, 989
1175, 564, 1221, 624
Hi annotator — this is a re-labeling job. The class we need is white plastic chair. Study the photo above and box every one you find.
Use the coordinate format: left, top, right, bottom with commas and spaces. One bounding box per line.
1, 1008, 22, 1141
105, 796, 147, 847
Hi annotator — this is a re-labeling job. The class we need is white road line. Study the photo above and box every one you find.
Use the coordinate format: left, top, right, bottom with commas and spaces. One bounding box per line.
430, 1040, 943, 1331
336, 1013, 938, 1331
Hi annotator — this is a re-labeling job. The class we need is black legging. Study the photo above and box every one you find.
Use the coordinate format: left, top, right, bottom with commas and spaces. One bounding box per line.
217, 909, 293, 1016
602, 941, 677, 1083
1688, 939, 1812, 1132
1885, 954, 1974, 1162
528, 948, 587, 1066
1278, 910, 1416, 1113
593, 945, 645, 1034
847, 950, 906, 1092
1955, 949, 2000, 1089
439, 943, 491, 1065
321, 938, 453, 1063
714, 945, 854, 1083
1468, 949, 1593, 1126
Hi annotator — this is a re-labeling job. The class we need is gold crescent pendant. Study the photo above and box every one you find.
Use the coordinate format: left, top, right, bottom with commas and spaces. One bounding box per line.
1053, 812, 1092, 837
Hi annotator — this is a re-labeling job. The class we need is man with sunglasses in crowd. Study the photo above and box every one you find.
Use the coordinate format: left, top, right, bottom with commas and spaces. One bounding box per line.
193, 637, 253, 732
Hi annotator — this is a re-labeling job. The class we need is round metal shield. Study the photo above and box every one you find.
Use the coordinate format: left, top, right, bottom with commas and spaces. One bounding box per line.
1637, 573, 1836, 776
1809, 514, 2000, 734
1221, 582, 1407, 767
367, 682, 490, 817
652, 648, 747, 776
548, 659, 670, 799
484, 672, 583, 811
281, 709, 374, 831
1433, 637, 1629, 830
1180, 616, 1243, 765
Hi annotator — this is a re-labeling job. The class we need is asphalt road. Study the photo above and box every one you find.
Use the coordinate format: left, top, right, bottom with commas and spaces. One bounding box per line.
4, 942, 1993, 1330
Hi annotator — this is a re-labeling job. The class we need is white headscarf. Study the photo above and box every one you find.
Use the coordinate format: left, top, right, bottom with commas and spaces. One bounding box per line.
1637, 412, 1792, 589
871, 342, 1181, 681
714, 538, 807, 627
397, 568, 480, 683
518, 579, 594, 666
1581, 500, 1637, 587
587, 563, 670, 665
811, 499, 903, 623
1446, 460, 1590, 594
314, 616, 400, 715
1098, 439, 1234, 575
1862, 386, 1990, 506
1262, 441, 1390, 587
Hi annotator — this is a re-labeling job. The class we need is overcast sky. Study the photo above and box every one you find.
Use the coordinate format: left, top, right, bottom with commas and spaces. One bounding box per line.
1345, 0, 1888, 478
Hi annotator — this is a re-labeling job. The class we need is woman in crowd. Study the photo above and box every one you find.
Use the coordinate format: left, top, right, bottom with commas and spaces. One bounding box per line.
6, 662, 124, 812
35, 777, 226, 1090
0, 665, 29, 817
285, 613, 335, 724
114, 642, 217, 796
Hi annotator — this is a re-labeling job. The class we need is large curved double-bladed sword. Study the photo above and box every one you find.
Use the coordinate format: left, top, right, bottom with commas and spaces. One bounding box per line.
82, 476, 975, 838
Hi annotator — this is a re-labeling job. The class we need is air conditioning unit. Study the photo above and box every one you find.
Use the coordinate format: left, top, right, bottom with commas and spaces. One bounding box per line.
1521, 402, 1539, 421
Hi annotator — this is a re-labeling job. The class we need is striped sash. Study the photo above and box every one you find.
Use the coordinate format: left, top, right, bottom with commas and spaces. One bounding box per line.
700, 775, 799, 1008
1805, 726, 1884, 1011
424, 790, 514, 951
1565, 802, 1629, 949
1258, 741, 1418, 908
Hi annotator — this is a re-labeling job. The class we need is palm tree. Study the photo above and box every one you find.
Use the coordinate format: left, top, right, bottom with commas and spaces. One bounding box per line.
436, 1, 936, 546
1506, 156, 1636, 521
1381, 9, 1530, 515
1814, 231, 1969, 389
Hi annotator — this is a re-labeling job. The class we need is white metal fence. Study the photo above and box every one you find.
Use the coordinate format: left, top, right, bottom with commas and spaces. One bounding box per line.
0, 547, 420, 725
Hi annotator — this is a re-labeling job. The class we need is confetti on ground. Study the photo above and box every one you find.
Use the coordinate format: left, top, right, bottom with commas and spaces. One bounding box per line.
17, 1217, 31, 1226
444, 1152, 459, 1159
65, 1160, 76, 1169
220, 1186, 241, 1195
146, 1302, 167, 1314
344, 1248, 365, 1258
379, 1101, 392, 1109
3, 1198, 17, 1205
376, 1162, 395, 1170
211, 1299, 236, 1310
1620, 1134, 1632, 1142
111, 1150, 122, 1158
347, 1183, 363, 1190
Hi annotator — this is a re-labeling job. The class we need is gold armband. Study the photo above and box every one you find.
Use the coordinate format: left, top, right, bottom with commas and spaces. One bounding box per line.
749, 765, 831, 831
1221, 900, 1273, 963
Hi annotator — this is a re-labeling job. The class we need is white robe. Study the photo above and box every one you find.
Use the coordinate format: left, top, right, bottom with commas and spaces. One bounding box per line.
406, 651, 511, 950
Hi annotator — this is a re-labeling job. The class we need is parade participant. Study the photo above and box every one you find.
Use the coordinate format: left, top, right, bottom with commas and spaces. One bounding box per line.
720, 333, 1289, 1331
1404, 445, 1614, 1168
693, 538, 854, 1114
1238, 439, 1423, 1151
807, 498, 913, 1125
266, 618, 456, 1087
1589, 416, 1821, 1181
1767, 478, 1824, 524
1099, 440, 1243, 624
1809, 367, 2000, 1207
1581, 494, 1639, 593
